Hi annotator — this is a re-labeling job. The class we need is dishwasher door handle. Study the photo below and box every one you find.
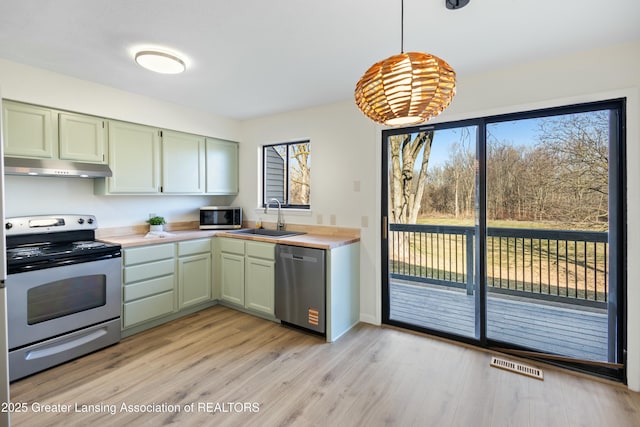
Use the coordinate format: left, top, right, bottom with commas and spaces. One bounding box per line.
280, 253, 318, 263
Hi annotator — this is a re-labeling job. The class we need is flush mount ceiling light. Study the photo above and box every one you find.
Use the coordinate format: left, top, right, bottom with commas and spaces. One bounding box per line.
134, 50, 186, 74
354, 0, 459, 126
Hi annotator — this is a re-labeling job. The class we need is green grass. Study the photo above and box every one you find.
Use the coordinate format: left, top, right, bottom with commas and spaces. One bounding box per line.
390, 260, 607, 301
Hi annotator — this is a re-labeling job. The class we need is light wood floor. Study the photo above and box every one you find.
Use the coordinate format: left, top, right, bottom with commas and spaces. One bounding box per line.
10, 306, 640, 426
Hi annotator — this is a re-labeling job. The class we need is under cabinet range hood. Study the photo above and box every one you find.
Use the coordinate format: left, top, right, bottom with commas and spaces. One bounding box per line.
4, 157, 113, 178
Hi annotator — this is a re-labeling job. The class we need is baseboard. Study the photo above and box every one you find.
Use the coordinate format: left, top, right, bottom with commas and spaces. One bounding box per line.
359, 313, 380, 325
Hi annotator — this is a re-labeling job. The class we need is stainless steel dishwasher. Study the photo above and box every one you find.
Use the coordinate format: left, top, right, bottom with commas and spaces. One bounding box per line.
275, 244, 326, 334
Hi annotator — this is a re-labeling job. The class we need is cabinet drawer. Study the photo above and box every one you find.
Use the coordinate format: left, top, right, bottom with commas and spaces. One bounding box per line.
246, 241, 275, 260
178, 239, 211, 256
123, 291, 174, 328
124, 243, 174, 266
219, 238, 245, 255
124, 258, 175, 283
124, 275, 175, 302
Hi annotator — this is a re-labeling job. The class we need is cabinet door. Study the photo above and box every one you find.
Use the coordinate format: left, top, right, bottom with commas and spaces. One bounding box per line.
59, 112, 106, 163
107, 120, 160, 193
245, 257, 275, 316
2, 101, 54, 158
205, 138, 238, 195
179, 253, 212, 308
162, 130, 205, 194
220, 252, 245, 306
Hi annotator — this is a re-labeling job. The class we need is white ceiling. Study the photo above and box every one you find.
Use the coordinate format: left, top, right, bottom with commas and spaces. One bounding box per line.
0, 0, 638, 121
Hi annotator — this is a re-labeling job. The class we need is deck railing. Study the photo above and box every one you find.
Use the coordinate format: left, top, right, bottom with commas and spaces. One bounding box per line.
389, 223, 608, 308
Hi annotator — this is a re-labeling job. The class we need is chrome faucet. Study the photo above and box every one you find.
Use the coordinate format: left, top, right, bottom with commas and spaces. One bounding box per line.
265, 198, 285, 230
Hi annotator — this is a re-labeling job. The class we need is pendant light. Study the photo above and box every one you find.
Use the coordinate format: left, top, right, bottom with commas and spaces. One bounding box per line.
354, 0, 458, 126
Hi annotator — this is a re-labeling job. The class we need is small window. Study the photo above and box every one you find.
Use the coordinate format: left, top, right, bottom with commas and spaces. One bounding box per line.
263, 140, 310, 208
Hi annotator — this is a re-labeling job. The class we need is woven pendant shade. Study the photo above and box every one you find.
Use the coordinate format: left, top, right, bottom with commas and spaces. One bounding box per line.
355, 51, 456, 126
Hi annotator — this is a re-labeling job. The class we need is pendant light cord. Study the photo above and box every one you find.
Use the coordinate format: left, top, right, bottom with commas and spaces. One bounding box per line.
401, 0, 404, 53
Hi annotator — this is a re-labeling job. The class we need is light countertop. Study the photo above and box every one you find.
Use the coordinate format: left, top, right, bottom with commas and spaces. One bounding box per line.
99, 229, 221, 248
98, 223, 360, 250
214, 230, 360, 250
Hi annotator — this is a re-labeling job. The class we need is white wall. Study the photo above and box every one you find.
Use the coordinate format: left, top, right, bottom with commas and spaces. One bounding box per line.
0, 59, 242, 226
240, 40, 640, 390
3, 175, 237, 228
238, 101, 380, 324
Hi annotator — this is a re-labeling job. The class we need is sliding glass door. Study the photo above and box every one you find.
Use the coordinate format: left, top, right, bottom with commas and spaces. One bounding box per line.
484, 109, 621, 366
384, 125, 479, 339
382, 100, 625, 379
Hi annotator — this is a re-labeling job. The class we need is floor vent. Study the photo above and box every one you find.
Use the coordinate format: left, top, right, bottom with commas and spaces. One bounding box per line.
490, 356, 544, 380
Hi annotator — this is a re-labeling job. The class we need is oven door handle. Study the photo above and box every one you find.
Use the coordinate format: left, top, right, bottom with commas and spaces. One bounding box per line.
25, 328, 108, 360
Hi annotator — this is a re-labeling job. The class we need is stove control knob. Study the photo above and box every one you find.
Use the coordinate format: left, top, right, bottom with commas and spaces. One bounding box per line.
5, 222, 12, 230
78, 218, 85, 225
87, 218, 94, 224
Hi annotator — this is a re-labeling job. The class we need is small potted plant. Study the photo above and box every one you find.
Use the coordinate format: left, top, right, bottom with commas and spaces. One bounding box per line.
147, 216, 166, 232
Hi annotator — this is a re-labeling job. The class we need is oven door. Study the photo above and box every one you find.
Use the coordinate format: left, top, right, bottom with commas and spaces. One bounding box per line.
6, 257, 121, 350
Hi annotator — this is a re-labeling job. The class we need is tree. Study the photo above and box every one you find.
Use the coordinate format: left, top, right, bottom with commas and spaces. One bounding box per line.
537, 112, 609, 225
289, 142, 310, 205
448, 136, 475, 219
389, 132, 434, 224
388, 132, 434, 263
486, 141, 528, 220
394, 111, 609, 228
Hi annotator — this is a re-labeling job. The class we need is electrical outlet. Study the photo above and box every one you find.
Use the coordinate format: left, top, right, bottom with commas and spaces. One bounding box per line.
317, 214, 323, 225
361, 216, 369, 228
330, 214, 336, 225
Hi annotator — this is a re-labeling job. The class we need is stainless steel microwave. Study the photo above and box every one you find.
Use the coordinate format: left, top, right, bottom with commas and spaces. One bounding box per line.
199, 206, 242, 229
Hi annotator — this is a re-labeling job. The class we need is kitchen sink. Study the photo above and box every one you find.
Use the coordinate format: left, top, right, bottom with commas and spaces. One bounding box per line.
230, 228, 306, 238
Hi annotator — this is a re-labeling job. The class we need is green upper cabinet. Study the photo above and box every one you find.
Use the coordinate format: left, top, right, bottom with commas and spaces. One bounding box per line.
2, 100, 55, 158
101, 125, 210, 195
2, 100, 107, 163
162, 130, 205, 194
58, 112, 107, 163
206, 138, 238, 195
4, 100, 240, 197
106, 120, 161, 193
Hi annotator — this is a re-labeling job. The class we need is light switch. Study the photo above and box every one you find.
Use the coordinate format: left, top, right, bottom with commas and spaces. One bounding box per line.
317, 214, 323, 225
330, 214, 336, 225
353, 180, 361, 192
361, 216, 369, 228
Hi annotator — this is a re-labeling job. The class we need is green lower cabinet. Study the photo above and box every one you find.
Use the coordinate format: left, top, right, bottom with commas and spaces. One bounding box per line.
220, 252, 245, 306
245, 257, 275, 316
218, 238, 275, 317
122, 244, 177, 329
177, 239, 213, 309
122, 238, 215, 333
178, 252, 212, 308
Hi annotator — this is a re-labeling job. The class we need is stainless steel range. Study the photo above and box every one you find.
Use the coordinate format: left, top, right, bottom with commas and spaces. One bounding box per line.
5, 215, 122, 381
